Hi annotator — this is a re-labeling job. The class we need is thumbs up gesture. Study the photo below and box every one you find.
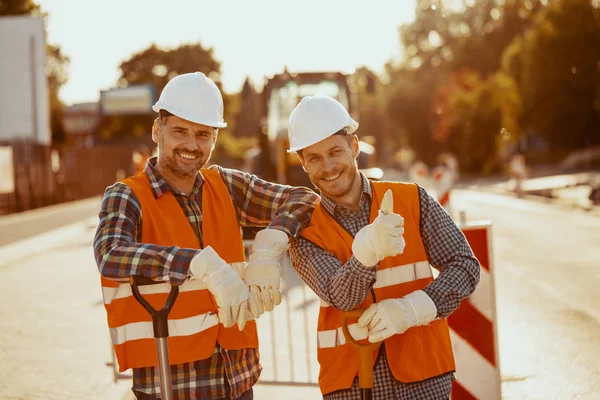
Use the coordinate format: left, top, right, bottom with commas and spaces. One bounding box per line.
352, 189, 405, 267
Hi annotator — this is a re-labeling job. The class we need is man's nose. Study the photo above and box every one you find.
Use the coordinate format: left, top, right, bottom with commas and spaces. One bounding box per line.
185, 134, 198, 151
323, 157, 335, 171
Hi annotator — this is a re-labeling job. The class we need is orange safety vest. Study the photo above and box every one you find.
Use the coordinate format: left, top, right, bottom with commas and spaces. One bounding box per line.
101, 169, 258, 372
301, 181, 455, 395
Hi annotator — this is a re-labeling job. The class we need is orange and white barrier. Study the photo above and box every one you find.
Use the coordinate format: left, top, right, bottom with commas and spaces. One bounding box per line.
409, 161, 429, 183
409, 161, 436, 195
449, 221, 501, 400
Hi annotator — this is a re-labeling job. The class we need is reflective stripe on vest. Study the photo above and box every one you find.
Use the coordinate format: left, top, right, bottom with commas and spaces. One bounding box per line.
317, 323, 369, 349
317, 260, 433, 348
102, 279, 205, 305
102, 262, 245, 306
110, 312, 219, 345
319, 260, 432, 308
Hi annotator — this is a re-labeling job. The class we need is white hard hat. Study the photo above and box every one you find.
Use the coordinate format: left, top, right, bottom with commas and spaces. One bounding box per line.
152, 72, 227, 128
287, 96, 358, 153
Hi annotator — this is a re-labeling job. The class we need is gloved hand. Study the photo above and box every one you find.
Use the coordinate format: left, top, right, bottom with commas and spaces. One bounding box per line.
189, 246, 250, 330
357, 290, 437, 343
352, 189, 405, 267
244, 229, 289, 319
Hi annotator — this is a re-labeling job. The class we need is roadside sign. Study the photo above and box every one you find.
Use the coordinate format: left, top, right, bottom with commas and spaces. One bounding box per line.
450, 221, 501, 400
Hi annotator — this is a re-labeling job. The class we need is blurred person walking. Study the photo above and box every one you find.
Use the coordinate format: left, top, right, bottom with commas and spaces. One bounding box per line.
509, 153, 528, 198
287, 96, 480, 399
94, 72, 319, 400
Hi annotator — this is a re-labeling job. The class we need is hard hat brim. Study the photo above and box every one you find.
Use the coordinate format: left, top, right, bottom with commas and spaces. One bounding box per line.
152, 104, 227, 129
287, 122, 358, 153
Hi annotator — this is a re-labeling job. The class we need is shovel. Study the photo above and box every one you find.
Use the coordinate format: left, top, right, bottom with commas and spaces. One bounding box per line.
341, 309, 382, 400
130, 276, 179, 400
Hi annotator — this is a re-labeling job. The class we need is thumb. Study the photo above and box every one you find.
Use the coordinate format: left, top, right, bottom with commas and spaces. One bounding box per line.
379, 189, 394, 216
272, 288, 282, 306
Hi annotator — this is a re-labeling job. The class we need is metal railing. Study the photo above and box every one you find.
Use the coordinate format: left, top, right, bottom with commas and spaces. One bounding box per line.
107, 247, 320, 388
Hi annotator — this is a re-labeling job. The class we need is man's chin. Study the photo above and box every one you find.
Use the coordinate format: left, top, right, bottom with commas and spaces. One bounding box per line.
169, 164, 200, 179
315, 183, 351, 199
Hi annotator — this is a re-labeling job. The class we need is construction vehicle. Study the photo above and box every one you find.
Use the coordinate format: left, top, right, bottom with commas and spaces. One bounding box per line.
245, 69, 383, 188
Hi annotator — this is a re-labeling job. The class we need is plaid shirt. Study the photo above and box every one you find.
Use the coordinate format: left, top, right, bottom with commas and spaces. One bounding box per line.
289, 174, 480, 400
94, 157, 319, 399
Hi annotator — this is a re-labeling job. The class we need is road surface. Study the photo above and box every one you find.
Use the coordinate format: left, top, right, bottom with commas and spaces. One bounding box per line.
1, 188, 598, 399
451, 189, 600, 399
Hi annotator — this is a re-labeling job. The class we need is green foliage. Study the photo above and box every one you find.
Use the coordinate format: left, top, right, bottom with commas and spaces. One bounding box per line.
117, 43, 221, 95
0, 0, 41, 15
432, 69, 521, 173
384, 67, 446, 165
353, 67, 391, 161
400, 0, 545, 76
47, 44, 70, 144
232, 77, 262, 139
505, 0, 600, 149
381, 0, 548, 171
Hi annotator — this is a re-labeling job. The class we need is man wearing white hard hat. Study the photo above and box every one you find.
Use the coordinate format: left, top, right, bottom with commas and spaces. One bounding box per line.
94, 72, 319, 399
287, 96, 480, 399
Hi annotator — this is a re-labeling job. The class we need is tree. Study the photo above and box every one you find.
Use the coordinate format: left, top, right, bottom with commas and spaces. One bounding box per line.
504, 0, 600, 150
1, 0, 70, 145
432, 68, 521, 173
400, 0, 546, 77
0, 0, 40, 15
353, 67, 391, 162
117, 43, 221, 95
378, 0, 548, 168
383, 64, 447, 166
232, 77, 261, 138
47, 44, 70, 144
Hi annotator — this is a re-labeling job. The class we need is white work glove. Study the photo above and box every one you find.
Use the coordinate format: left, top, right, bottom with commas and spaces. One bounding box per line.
357, 290, 437, 343
244, 229, 289, 319
352, 189, 405, 267
189, 246, 250, 330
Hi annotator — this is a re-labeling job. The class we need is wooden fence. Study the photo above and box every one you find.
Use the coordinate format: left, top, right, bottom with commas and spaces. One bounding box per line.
0, 141, 136, 215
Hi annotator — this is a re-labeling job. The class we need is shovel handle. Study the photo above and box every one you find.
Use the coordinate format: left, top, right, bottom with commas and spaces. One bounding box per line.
341, 309, 381, 390
130, 276, 179, 338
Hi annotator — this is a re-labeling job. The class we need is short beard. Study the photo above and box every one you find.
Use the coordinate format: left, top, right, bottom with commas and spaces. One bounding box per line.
312, 167, 359, 200
162, 151, 204, 179
158, 136, 206, 179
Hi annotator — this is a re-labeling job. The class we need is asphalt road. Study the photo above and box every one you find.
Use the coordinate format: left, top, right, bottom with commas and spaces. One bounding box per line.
1, 187, 598, 399
451, 189, 600, 399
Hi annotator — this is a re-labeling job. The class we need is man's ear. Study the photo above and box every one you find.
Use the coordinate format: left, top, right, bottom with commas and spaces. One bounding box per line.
351, 135, 360, 159
212, 129, 219, 149
297, 153, 307, 172
152, 120, 159, 144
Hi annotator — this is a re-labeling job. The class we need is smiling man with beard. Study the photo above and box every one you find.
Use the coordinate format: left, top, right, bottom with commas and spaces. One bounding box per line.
287, 96, 480, 400
94, 72, 319, 400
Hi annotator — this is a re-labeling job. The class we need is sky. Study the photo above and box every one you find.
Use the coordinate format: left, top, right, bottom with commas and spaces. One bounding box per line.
37, 0, 417, 105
